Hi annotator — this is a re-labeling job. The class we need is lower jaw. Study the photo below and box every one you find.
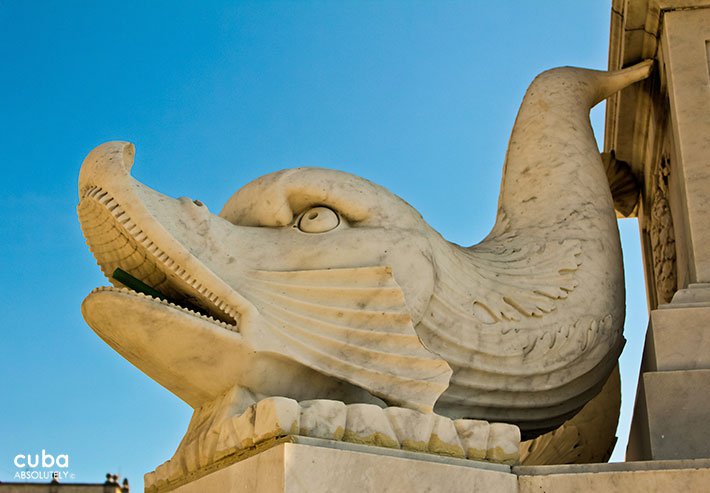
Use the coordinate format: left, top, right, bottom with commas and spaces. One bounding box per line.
81, 287, 385, 408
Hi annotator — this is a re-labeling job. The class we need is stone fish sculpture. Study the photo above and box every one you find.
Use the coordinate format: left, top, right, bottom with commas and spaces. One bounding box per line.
77, 61, 651, 484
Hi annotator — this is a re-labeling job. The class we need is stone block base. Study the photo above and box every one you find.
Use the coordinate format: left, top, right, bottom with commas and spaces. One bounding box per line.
627, 304, 710, 460
516, 459, 710, 492
148, 437, 710, 492
644, 369, 710, 459
157, 438, 516, 493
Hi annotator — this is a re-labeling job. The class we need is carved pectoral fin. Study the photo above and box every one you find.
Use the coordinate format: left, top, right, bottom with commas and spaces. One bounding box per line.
245, 266, 452, 412
464, 235, 582, 325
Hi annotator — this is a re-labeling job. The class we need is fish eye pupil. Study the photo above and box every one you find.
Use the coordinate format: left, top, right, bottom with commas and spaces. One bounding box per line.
298, 206, 339, 233
193, 199, 204, 207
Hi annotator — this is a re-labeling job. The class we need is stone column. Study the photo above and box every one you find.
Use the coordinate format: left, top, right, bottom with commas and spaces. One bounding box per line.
605, 0, 710, 461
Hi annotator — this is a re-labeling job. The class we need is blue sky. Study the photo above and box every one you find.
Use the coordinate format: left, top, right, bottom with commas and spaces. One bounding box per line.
0, 1, 648, 489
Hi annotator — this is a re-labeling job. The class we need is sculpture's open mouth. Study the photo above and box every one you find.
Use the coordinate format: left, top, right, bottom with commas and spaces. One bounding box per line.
78, 185, 239, 331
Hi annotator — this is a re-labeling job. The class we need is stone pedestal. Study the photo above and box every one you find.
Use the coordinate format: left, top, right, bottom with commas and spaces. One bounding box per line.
627, 302, 710, 460
147, 438, 710, 492
153, 438, 517, 493
516, 459, 710, 492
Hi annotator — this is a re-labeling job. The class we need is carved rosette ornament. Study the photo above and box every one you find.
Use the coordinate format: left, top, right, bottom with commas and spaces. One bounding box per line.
649, 156, 677, 305
76, 61, 652, 480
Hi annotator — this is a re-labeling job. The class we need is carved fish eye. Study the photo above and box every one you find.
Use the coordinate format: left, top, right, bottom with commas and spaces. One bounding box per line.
297, 206, 340, 233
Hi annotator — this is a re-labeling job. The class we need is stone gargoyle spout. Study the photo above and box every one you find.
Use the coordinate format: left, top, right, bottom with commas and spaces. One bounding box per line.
78, 61, 651, 477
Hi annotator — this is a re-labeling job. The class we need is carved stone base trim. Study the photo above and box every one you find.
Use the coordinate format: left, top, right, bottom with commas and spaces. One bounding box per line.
662, 283, 710, 308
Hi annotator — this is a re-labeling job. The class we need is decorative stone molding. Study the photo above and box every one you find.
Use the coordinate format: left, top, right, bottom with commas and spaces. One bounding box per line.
648, 155, 678, 304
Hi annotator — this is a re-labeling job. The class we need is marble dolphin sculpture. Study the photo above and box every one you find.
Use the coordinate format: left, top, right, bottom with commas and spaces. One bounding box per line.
78, 61, 651, 457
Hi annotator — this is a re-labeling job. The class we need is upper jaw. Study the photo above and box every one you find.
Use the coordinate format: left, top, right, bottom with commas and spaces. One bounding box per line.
77, 141, 254, 331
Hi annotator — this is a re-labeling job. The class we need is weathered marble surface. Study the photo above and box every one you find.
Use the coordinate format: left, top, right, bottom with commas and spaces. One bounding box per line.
607, 2, 710, 463
148, 440, 710, 493
146, 396, 520, 489
156, 441, 517, 493
516, 459, 710, 493
662, 7, 710, 285
77, 61, 651, 477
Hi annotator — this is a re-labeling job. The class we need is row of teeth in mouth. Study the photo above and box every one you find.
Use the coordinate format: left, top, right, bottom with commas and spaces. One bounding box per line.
89, 286, 237, 331
81, 186, 239, 329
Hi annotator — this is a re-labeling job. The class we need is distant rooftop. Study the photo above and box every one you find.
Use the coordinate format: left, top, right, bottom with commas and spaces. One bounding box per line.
0, 473, 128, 493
